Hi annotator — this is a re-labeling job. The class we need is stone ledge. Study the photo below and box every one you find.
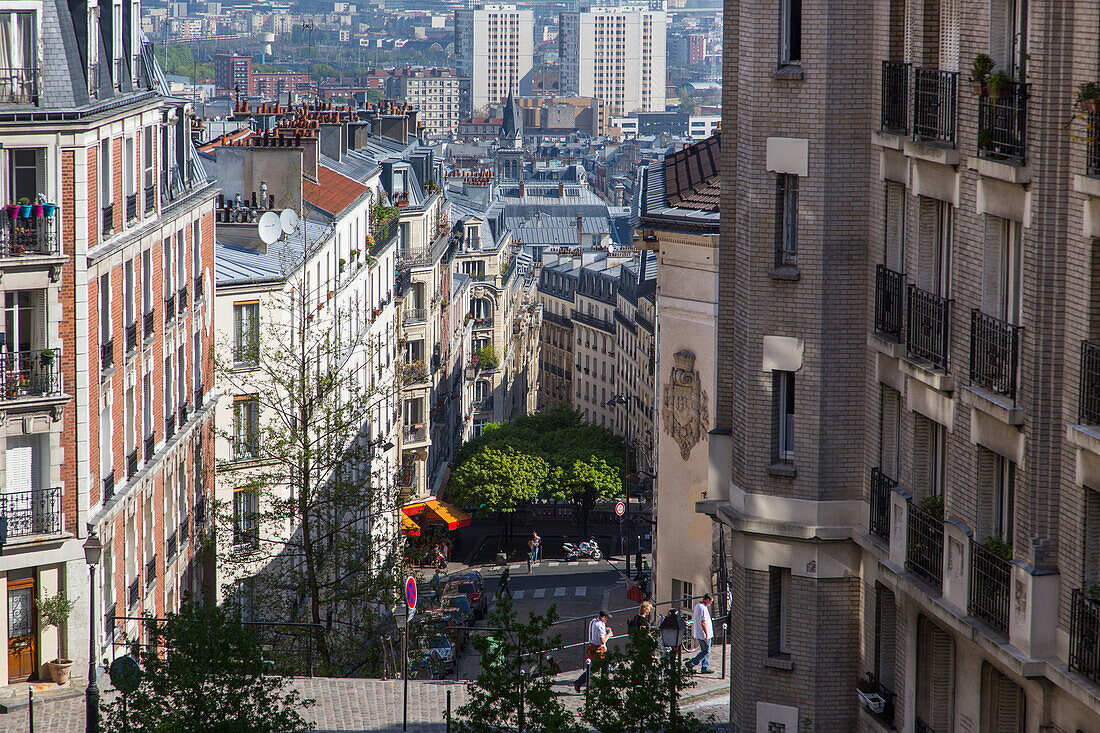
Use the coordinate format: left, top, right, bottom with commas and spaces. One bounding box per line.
959, 385, 1025, 426
898, 356, 954, 393
904, 139, 960, 167
872, 131, 905, 150
766, 462, 797, 478
763, 655, 793, 671
1074, 173, 1100, 199
867, 332, 905, 359
969, 156, 1033, 186
1067, 423, 1100, 456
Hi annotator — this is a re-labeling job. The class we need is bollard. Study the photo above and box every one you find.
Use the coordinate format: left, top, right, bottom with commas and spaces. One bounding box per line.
28, 689, 33, 733
584, 658, 592, 706
446, 690, 452, 733
721, 623, 727, 679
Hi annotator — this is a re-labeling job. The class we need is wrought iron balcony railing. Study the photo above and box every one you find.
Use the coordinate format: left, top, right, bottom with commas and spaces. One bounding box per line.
100, 338, 115, 370
125, 321, 138, 353
404, 307, 428, 323
968, 538, 1011, 635
165, 413, 176, 440
880, 61, 909, 134
906, 499, 944, 590
102, 470, 115, 502
128, 577, 140, 608
969, 310, 1022, 401
978, 82, 1028, 165
194, 273, 204, 300
0, 487, 62, 538
233, 435, 260, 461
178, 286, 188, 312
104, 603, 117, 641
145, 433, 155, 461
127, 449, 138, 479
1070, 588, 1100, 686
102, 203, 114, 236
144, 309, 155, 338
144, 184, 156, 214
126, 193, 137, 222
1089, 111, 1100, 178
164, 293, 176, 324
178, 403, 189, 427
404, 425, 428, 443
0, 67, 40, 104
145, 556, 156, 588
166, 530, 177, 561
0, 210, 59, 256
1082, 340, 1100, 425
874, 265, 905, 342
912, 68, 958, 145
179, 514, 190, 544
906, 285, 952, 371
1, 350, 62, 400
869, 468, 895, 541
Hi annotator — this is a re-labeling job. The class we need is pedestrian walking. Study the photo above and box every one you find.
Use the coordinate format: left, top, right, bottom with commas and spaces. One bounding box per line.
574, 610, 613, 692
498, 566, 511, 597
686, 594, 714, 674
531, 531, 541, 563
627, 600, 653, 634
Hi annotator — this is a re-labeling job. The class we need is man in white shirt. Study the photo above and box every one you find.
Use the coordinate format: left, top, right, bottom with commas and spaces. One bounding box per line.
574, 610, 612, 692
686, 594, 714, 674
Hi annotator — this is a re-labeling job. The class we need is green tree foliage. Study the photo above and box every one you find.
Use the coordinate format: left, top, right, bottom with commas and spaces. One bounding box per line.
448, 446, 548, 513
100, 601, 315, 733
453, 596, 580, 733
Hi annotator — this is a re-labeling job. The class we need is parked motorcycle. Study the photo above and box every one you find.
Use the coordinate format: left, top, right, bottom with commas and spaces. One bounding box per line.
562, 541, 581, 561
562, 539, 602, 561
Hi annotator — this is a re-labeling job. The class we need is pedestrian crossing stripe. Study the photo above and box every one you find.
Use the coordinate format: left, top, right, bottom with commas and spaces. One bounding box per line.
547, 561, 559, 567
513, 590, 525, 599
534, 588, 546, 598
554, 587, 567, 596
576, 586, 586, 596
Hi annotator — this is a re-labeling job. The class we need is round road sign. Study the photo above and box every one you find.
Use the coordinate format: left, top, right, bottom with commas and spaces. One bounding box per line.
405, 576, 418, 613
615, 501, 626, 517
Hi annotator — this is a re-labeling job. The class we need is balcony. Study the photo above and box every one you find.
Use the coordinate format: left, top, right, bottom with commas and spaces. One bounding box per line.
164, 294, 176, 324
869, 467, 894, 542
144, 309, 155, 338
0, 67, 40, 104
543, 310, 572, 328
572, 309, 615, 333
165, 413, 176, 440
127, 449, 138, 479
195, 499, 206, 530
1089, 112, 1100, 178
905, 498, 944, 591
0, 487, 62, 538
399, 360, 429, 385
102, 470, 115, 502
0, 209, 59, 257
969, 310, 1021, 401
874, 265, 905, 343
178, 286, 188, 312
404, 424, 428, 444
193, 273, 203, 300
145, 556, 156, 589
967, 538, 1011, 635
179, 514, 190, 545
906, 285, 952, 372
404, 307, 428, 323
125, 321, 138, 353
102, 203, 114, 236
104, 603, 116, 642
0, 350, 62, 400
978, 82, 1028, 165
636, 312, 654, 334
128, 576, 140, 608
145, 433, 155, 461
100, 338, 115, 370
880, 60, 909, 134
474, 396, 494, 412
912, 68, 958, 146
233, 435, 260, 461
1070, 588, 1100, 686
166, 530, 177, 561
472, 316, 493, 329
178, 403, 189, 427
126, 193, 137, 222
195, 381, 205, 408
1081, 340, 1100, 424
144, 184, 156, 214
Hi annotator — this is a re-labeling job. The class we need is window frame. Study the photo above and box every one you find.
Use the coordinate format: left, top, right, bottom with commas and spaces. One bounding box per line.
775, 173, 799, 268
779, 0, 802, 67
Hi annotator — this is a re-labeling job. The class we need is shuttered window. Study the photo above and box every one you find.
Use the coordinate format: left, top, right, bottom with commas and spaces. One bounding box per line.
939, 0, 960, 72
980, 662, 1025, 732
885, 182, 905, 272
5, 435, 35, 493
880, 386, 901, 479
916, 616, 955, 730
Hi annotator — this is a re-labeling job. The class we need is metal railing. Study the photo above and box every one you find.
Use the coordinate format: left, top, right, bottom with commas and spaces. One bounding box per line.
127, 449, 138, 479
144, 309, 155, 338
636, 312, 654, 333
103, 471, 115, 502
1070, 588, 1100, 685
145, 433, 155, 461
881, 61, 909, 134
1083, 340, 1100, 424
906, 285, 952, 371
166, 530, 177, 561
474, 397, 494, 412
869, 468, 894, 541
1089, 111, 1100, 178
101, 338, 115, 370
165, 413, 176, 440
178, 286, 188, 311
233, 435, 260, 460
968, 538, 1011, 635
126, 193, 137, 222
128, 577, 140, 608
195, 500, 206, 531
144, 184, 156, 214
164, 294, 176, 324
543, 310, 572, 328
912, 68, 958, 145
875, 265, 905, 342
102, 203, 114, 236
572, 310, 615, 333
978, 82, 1028, 165
180, 514, 190, 544
194, 273, 203, 300
0, 350, 61, 399
969, 310, 1021, 401
473, 317, 493, 329
404, 424, 428, 443
906, 499, 944, 590
0, 67, 39, 104
0, 210, 59, 256
104, 603, 117, 642
178, 403, 189, 427
145, 556, 156, 589
372, 217, 398, 254
404, 307, 428, 323
0, 487, 62, 538
126, 321, 138, 353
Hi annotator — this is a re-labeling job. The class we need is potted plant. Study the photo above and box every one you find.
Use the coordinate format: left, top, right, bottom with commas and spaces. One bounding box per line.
982, 535, 1013, 560
32, 201, 44, 217
987, 70, 1016, 100
36, 592, 75, 684
17, 197, 32, 218
1079, 82, 1100, 113
39, 348, 55, 365
917, 494, 944, 520
5, 203, 19, 219
339, 258, 346, 271
40, 195, 56, 217
970, 54, 995, 95
856, 674, 886, 714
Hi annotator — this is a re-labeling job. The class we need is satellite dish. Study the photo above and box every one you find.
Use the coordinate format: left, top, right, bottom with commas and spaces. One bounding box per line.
258, 211, 282, 245
280, 208, 299, 235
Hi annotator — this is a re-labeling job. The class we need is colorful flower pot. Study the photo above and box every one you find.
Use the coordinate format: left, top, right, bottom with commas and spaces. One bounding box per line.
32, 204, 43, 217
5, 204, 18, 219
41, 203, 56, 216
18, 205, 32, 218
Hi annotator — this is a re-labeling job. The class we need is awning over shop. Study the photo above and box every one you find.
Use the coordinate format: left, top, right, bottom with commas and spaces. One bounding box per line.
400, 514, 421, 536
401, 498, 472, 530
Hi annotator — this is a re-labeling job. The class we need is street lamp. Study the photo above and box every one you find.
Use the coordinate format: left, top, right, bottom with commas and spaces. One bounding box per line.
84, 527, 103, 733
658, 608, 687, 724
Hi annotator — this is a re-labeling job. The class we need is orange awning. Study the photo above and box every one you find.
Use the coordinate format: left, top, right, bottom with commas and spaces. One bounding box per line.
402, 498, 472, 530
401, 514, 420, 536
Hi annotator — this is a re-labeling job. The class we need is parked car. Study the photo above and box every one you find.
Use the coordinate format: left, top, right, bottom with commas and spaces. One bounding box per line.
422, 634, 457, 674
423, 610, 469, 651
441, 594, 476, 626
443, 574, 487, 619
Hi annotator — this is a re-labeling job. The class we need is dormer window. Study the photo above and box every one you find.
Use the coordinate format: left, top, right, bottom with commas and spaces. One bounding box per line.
0, 11, 37, 104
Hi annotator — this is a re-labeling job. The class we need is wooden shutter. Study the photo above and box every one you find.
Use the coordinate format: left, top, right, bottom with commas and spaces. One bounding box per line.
880, 387, 900, 479
929, 624, 955, 731
885, 183, 905, 272
994, 673, 1024, 732
5, 437, 33, 493
912, 415, 931, 496
982, 216, 1005, 318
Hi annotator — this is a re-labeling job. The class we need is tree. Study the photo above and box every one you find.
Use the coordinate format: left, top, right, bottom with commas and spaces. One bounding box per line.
448, 446, 548, 549
100, 600, 315, 733
453, 596, 580, 733
545, 456, 620, 535
214, 262, 404, 676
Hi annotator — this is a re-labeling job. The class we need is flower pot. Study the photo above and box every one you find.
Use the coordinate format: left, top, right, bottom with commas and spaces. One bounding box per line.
18, 204, 32, 218
5, 204, 18, 219
971, 83, 988, 97
32, 204, 44, 217
48, 659, 74, 685
1081, 98, 1100, 114
857, 690, 886, 714
42, 202, 56, 216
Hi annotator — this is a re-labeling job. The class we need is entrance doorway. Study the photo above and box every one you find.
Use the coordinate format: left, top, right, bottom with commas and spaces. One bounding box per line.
7, 578, 36, 682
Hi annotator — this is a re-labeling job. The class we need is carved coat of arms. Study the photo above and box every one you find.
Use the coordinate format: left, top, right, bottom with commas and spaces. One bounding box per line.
662, 350, 709, 461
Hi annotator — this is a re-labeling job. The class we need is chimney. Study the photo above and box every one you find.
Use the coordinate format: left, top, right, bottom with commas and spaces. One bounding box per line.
519, 181, 525, 197
576, 214, 583, 248
558, 182, 564, 197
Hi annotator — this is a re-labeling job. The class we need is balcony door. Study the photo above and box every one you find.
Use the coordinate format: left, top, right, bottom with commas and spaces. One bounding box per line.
990, 0, 1027, 77
6, 577, 35, 682
4, 290, 42, 354
0, 12, 36, 104
983, 217, 1022, 325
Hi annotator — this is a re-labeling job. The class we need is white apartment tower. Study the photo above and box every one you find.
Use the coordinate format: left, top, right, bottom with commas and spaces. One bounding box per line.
559, 3, 666, 116
455, 4, 534, 114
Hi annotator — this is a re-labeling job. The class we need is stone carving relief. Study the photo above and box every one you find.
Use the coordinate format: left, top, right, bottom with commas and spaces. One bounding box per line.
662, 350, 709, 461
1015, 579, 1027, 616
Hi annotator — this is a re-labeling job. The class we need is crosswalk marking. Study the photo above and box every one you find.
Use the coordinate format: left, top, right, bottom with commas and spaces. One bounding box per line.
554, 587, 567, 597
547, 561, 559, 567
512, 590, 525, 599
534, 588, 546, 598
576, 586, 587, 597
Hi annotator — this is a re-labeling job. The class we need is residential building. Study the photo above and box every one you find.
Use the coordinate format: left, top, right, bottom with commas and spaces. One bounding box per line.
559, 3, 667, 116
387, 69, 464, 138
613, 255, 656, 474
676, 0, 1100, 730
454, 4, 534, 114
214, 51, 251, 94
250, 72, 312, 98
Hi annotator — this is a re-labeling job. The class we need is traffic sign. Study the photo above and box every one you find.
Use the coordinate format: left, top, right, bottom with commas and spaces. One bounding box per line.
614, 501, 626, 517
405, 575, 418, 622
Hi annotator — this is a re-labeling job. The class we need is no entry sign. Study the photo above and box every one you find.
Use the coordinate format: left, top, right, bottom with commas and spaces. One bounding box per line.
405, 576, 418, 621
615, 501, 626, 517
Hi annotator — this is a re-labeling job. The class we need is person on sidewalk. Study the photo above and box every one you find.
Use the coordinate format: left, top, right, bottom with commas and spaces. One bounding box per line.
686, 594, 714, 674
627, 601, 653, 634
531, 531, 541, 563
498, 566, 511, 597
574, 610, 613, 692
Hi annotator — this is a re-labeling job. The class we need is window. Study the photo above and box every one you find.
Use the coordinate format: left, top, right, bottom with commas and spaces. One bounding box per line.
124, 260, 135, 326
779, 0, 801, 66
163, 238, 173, 295
979, 662, 1025, 732
916, 616, 954, 730
233, 396, 259, 459
9, 149, 42, 203
142, 249, 152, 315
879, 386, 901, 479
767, 567, 791, 658
233, 302, 259, 366
100, 139, 112, 206
232, 489, 258, 547
123, 137, 135, 199
0, 12, 36, 102
774, 370, 795, 461
775, 174, 798, 267
933, 200, 953, 298
873, 584, 897, 692
142, 126, 154, 190
993, 454, 1015, 544
143, 372, 152, 440
983, 217, 1021, 324
884, 182, 905, 272
99, 275, 111, 342
671, 578, 693, 609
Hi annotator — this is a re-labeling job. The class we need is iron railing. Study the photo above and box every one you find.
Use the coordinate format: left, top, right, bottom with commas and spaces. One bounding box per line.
572, 309, 615, 333
144, 184, 156, 214
125, 321, 138, 353
968, 538, 1011, 635
166, 530, 177, 561
178, 403, 189, 428
178, 286, 188, 312
636, 312, 654, 333
404, 307, 428, 323
472, 316, 493, 329
103, 471, 115, 502
127, 449, 138, 479
128, 577, 140, 608
978, 82, 1028, 165
474, 397, 494, 412
1089, 111, 1100, 177
193, 273, 203, 300
1082, 341, 1100, 424
1069, 588, 1100, 685
195, 381, 204, 408
906, 499, 944, 590
0, 210, 59, 256
404, 425, 428, 443
195, 499, 206, 530
912, 68, 958, 145
144, 309, 155, 338
869, 468, 895, 541
101, 338, 115, 370
102, 203, 114, 236
145, 556, 156, 588
233, 435, 260, 460
0, 67, 39, 104
145, 433, 155, 461
104, 603, 117, 642
969, 310, 1022, 401
165, 413, 176, 440
164, 293, 176, 323
179, 514, 190, 544
906, 285, 952, 371
126, 193, 137, 222
0, 350, 61, 399
0, 487, 62, 537
875, 265, 905, 342
881, 61, 909, 134
543, 310, 572, 328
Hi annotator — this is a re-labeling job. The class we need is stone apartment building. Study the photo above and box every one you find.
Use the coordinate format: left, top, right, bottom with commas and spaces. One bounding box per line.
614, 254, 656, 474
454, 4, 534, 114
681, 0, 1100, 730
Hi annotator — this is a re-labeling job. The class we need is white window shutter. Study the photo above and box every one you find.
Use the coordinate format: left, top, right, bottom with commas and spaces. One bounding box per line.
982, 216, 1006, 318
5, 438, 33, 493
939, 0, 960, 72
885, 182, 906, 272
930, 624, 955, 731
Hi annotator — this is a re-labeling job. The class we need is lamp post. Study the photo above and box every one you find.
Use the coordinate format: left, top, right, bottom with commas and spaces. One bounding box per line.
84, 527, 103, 733
659, 608, 686, 725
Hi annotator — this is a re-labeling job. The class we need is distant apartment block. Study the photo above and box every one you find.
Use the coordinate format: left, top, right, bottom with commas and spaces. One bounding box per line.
214, 51, 250, 94
455, 4, 534, 114
250, 72, 311, 98
388, 69, 465, 137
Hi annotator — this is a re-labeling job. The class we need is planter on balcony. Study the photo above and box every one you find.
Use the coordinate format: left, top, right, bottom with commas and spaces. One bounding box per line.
857, 689, 886, 714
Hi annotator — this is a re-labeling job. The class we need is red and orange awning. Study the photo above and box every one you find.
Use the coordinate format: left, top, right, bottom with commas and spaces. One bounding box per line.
401, 498, 472, 531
